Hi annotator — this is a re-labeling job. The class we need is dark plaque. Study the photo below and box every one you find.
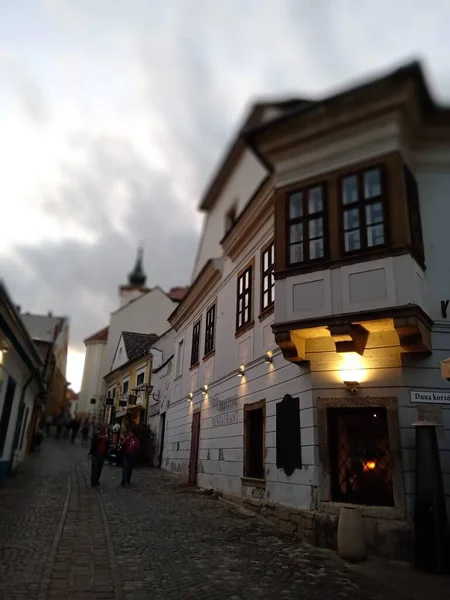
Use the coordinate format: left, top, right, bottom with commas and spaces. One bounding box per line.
276, 394, 302, 476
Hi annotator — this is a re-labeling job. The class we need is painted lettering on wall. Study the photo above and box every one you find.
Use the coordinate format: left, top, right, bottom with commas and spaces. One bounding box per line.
212, 411, 238, 427
410, 390, 450, 404
211, 393, 238, 411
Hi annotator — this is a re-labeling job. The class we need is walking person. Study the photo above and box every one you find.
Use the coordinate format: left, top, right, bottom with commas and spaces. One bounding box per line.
89, 426, 109, 487
121, 428, 140, 487
81, 419, 90, 446
70, 418, 81, 444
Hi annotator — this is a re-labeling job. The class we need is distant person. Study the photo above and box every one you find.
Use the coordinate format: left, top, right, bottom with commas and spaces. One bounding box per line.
121, 429, 140, 487
45, 415, 53, 437
55, 412, 64, 439
89, 426, 109, 487
70, 418, 81, 444
81, 419, 90, 446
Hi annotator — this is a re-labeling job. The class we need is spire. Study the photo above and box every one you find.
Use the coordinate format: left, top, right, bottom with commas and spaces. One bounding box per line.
128, 245, 147, 287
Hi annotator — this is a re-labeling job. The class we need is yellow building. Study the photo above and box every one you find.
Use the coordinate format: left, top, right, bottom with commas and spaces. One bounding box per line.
103, 331, 158, 430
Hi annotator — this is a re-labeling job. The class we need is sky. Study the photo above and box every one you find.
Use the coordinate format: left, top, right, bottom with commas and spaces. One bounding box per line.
2, 0, 450, 392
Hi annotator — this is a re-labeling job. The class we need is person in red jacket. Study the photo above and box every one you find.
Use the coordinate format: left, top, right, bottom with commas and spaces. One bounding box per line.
121, 428, 140, 487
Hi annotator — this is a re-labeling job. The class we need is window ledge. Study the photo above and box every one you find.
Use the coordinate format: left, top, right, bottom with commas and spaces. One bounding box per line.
241, 477, 266, 489
235, 320, 255, 339
189, 362, 199, 372
258, 305, 274, 322
203, 350, 215, 362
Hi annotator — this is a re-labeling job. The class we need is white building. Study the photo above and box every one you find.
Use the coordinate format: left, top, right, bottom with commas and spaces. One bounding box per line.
163, 62, 450, 561
0, 282, 45, 479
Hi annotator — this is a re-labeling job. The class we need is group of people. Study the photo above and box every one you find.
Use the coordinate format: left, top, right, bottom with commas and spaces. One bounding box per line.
89, 425, 141, 488
45, 412, 91, 446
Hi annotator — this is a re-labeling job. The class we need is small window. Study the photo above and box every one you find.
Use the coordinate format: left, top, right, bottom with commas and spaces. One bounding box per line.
176, 339, 184, 377
341, 166, 387, 253
204, 304, 216, 356
244, 401, 265, 480
236, 264, 253, 331
190, 320, 201, 366
136, 372, 145, 387
225, 205, 237, 235
122, 380, 129, 396
327, 407, 394, 506
261, 242, 275, 311
287, 184, 327, 265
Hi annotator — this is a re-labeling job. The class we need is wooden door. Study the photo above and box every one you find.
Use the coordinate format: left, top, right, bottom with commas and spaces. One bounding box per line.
188, 411, 201, 485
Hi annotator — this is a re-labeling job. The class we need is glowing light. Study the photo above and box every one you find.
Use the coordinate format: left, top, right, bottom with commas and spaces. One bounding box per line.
264, 353, 273, 364
237, 365, 245, 377
202, 385, 208, 395
363, 461, 376, 472
339, 352, 367, 383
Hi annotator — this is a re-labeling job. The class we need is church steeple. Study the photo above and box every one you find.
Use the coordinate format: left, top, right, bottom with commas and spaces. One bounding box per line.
128, 246, 147, 287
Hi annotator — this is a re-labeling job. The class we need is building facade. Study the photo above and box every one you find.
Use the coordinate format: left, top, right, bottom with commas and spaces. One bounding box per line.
163, 62, 450, 560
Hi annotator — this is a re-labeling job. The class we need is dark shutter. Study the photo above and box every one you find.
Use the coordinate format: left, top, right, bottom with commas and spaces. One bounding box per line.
276, 394, 302, 475
404, 165, 425, 265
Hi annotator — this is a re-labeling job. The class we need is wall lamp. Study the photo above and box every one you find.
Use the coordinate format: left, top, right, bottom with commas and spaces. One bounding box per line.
264, 353, 273, 364
237, 365, 245, 377
202, 384, 208, 395
344, 380, 360, 395
188, 392, 193, 400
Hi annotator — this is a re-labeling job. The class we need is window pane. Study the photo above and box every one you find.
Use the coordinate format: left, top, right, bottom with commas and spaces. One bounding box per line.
366, 202, 383, 225
263, 291, 269, 308
245, 270, 249, 288
367, 224, 385, 247
289, 192, 303, 219
238, 313, 242, 328
345, 230, 361, 252
342, 175, 358, 205
289, 223, 303, 243
344, 208, 360, 230
263, 276, 269, 292
244, 307, 249, 322
263, 251, 269, 271
308, 186, 323, 214
309, 238, 324, 260
364, 168, 382, 199
309, 218, 323, 239
239, 298, 243, 313
270, 244, 274, 263
290, 243, 304, 264
239, 277, 243, 293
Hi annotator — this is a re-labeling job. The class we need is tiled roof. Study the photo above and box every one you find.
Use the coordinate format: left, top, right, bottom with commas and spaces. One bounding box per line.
84, 326, 109, 344
21, 313, 67, 343
122, 331, 159, 361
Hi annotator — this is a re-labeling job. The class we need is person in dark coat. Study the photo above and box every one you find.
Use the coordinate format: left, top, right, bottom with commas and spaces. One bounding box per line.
70, 418, 81, 444
121, 429, 141, 487
89, 426, 110, 487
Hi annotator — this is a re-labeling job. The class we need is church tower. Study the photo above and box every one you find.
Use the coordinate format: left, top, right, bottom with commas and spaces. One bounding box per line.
118, 246, 150, 307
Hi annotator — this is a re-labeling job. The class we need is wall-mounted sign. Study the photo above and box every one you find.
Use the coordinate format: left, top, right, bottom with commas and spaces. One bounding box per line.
211, 393, 238, 411
212, 411, 238, 427
410, 390, 450, 405
416, 404, 445, 438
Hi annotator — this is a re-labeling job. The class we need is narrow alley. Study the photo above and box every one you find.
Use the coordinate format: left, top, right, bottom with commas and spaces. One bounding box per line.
0, 440, 398, 600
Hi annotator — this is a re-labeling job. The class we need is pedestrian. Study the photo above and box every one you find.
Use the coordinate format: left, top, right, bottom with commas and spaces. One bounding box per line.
89, 425, 109, 487
81, 419, 90, 446
121, 428, 140, 487
45, 415, 53, 437
70, 418, 81, 444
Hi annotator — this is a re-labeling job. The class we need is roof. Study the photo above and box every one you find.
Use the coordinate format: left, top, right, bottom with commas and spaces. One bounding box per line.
21, 312, 67, 343
198, 99, 311, 211
167, 286, 189, 302
84, 326, 109, 344
122, 331, 159, 361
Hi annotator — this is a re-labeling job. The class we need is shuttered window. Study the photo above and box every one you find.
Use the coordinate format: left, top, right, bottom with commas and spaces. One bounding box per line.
276, 394, 302, 475
204, 304, 216, 356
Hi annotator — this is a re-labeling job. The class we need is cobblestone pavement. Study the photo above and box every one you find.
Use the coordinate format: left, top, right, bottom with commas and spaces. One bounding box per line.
0, 439, 398, 600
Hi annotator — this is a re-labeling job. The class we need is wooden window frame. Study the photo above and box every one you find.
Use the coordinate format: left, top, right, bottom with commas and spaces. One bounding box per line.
260, 239, 275, 316
286, 183, 329, 267
236, 259, 254, 334
204, 303, 216, 358
339, 164, 390, 255
243, 399, 266, 483
136, 372, 145, 387
190, 320, 201, 367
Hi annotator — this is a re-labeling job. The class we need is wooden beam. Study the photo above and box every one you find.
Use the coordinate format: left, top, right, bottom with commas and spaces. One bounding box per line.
274, 330, 307, 363
328, 323, 369, 355
394, 315, 432, 354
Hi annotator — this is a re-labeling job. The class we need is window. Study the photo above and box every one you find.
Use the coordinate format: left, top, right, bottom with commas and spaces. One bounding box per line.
261, 242, 275, 311
225, 204, 237, 235
244, 400, 265, 480
204, 304, 216, 356
327, 407, 394, 506
287, 184, 327, 265
341, 167, 387, 253
236, 264, 253, 331
176, 339, 184, 377
136, 372, 145, 387
122, 380, 129, 396
190, 320, 201, 366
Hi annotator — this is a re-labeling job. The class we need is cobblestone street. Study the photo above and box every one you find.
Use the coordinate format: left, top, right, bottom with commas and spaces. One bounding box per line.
0, 439, 397, 600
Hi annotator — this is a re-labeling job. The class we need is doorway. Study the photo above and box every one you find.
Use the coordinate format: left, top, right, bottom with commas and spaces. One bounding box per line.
158, 412, 166, 468
188, 410, 201, 485
0, 377, 17, 457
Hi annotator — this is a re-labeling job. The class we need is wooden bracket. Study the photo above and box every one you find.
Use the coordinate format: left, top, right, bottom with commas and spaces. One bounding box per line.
274, 330, 307, 363
328, 323, 369, 355
394, 316, 432, 354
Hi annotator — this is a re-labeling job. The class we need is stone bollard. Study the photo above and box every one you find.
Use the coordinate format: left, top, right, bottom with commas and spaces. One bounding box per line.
337, 506, 368, 562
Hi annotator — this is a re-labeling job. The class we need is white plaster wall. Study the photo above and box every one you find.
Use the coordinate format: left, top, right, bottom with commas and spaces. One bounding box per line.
102, 288, 175, 379
78, 341, 106, 414
119, 287, 146, 308
192, 149, 268, 281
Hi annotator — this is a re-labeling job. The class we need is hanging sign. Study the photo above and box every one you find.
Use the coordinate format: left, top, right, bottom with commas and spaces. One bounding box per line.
416, 404, 445, 438
410, 390, 450, 405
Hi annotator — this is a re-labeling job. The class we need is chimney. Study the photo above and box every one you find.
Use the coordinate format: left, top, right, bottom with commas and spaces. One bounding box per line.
48, 311, 53, 317
15, 305, 21, 313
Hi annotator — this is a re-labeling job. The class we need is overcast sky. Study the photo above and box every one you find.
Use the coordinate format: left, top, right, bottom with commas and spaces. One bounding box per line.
1, 0, 450, 391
